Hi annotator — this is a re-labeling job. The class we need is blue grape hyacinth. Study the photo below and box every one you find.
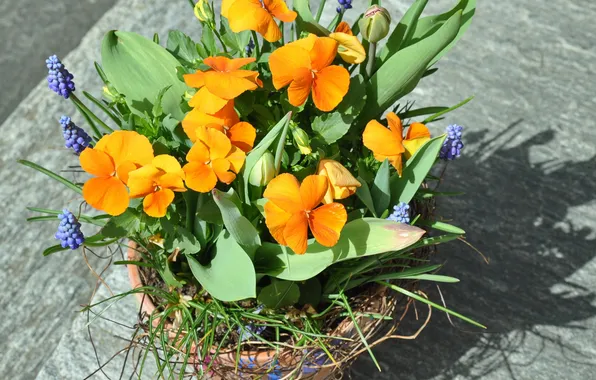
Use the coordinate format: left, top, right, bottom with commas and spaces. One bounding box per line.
387, 202, 411, 224
439, 124, 464, 160
60, 116, 92, 154
46, 55, 75, 99
336, 0, 353, 13
55, 209, 85, 250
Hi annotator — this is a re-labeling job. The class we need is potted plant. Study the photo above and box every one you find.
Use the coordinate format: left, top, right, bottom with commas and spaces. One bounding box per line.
23, 0, 482, 378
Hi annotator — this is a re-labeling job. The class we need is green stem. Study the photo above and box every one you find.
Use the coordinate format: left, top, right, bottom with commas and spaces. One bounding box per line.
184, 191, 198, 233
70, 94, 114, 134
365, 42, 377, 79
212, 26, 228, 53
251, 31, 261, 58
315, 0, 327, 22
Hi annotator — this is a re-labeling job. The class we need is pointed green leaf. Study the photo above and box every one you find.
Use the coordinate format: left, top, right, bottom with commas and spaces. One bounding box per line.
378, 0, 428, 64
293, 0, 330, 36
43, 245, 68, 256
371, 159, 391, 217
416, 220, 465, 235
18, 160, 82, 195
166, 30, 201, 65
423, 95, 473, 123
355, 178, 377, 217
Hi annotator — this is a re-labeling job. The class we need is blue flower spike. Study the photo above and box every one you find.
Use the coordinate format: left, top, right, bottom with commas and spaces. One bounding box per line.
59, 116, 92, 154
387, 202, 411, 224
55, 209, 85, 250
336, 0, 352, 13
439, 124, 464, 160
46, 55, 75, 99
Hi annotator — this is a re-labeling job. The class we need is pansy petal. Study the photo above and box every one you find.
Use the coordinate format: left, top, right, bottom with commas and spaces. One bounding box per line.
116, 161, 139, 185
128, 165, 161, 198
153, 154, 183, 174
204, 71, 258, 100
311, 65, 350, 112
83, 176, 129, 216
403, 137, 431, 159
264, 201, 292, 246
183, 161, 217, 193
300, 175, 328, 211
264, 0, 297, 22
308, 203, 347, 247
143, 189, 174, 218
159, 172, 186, 191
228, 122, 256, 152
186, 140, 211, 163
221, 0, 236, 18
329, 32, 366, 64
228, 0, 279, 41
288, 67, 314, 107
269, 45, 312, 89
212, 158, 236, 184
287, 34, 318, 51
373, 152, 404, 176
310, 37, 339, 71
196, 127, 232, 160
226, 146, 246, 173
334, 21, 353, 35
386, 112, 404, 140
204, 56, 255, 72
79, 148, 114, 177
405, 122, 431, 140
283, 211, 309, 255
183, 71, 206, 88
263, 173, 303, 214
188, 87, 229, 114
95, 131, 154, 167
231, 70, 263, 87
363, 119, 404, 156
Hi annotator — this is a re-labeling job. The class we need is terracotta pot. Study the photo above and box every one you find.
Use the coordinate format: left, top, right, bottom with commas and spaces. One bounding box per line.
127, 241, 390, 379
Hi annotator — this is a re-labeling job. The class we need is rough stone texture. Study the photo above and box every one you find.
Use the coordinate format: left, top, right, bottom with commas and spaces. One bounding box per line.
1, 0, 594, 379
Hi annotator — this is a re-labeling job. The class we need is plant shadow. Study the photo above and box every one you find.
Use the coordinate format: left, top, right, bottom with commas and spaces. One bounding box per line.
351, 120, 596, 379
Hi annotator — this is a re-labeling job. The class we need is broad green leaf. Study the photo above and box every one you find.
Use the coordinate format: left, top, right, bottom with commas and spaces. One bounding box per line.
219, 18, 251, 53
416, 220, 465, 235
164, 226, 202, 254
101, 209, 140, 238
293, 0, 330, 36
243, 112, 292, 202
378, 0, 428, 64
212, 189, 261, 258
201, 27, 217, 55
423, 95, 473, 123
258, 279, 300, 308
256, 218, 425, 281
166, 30, 201, 65
18, 160, 82, 195
371, 159, 390, 217
390, 135, 446, 205
101, 31, 189, 120
187, 231, 256, 301
355, 178, 377, 217
360, 11, 462, 121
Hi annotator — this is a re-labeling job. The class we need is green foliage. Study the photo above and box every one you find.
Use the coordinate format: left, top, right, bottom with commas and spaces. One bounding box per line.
370, 159, 391, 217
101, 209, 140, 238
187, 231, 256, 301
219, 18, 251, 54
166, 30, 202, 66
101, 31, 189, 120
293, 0, 330, 36
258, 279, 300, 308
18, 160, 82, 195
378, 0, 428, 64
355, 178, 378, 217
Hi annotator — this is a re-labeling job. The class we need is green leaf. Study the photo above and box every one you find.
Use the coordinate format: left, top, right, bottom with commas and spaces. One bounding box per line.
152, 85, 172, 118
18, 160, 82, 195
201, 28, 217, 55
82, 91, 122, 127
371, 159, 391, 217
166, 30, 201, 65
378, 0, 428, 63
187, 230, 256, 301
355, 178, 377, 217
243, 112, 292, 202
165, 226, 202, 254
258, 279, 300, 309
423, 95, 473, 123
400, 274, 460, 283
256, 218, 425, 281
361, 11, 462, 121
390, 135, 446, 205
399, 106, 448, 120
101, 31, 189, 120
212, 189, 261, 259
298, 278, 321, 306
293, 0, 330, 36
219, 18, 251, 53
101, 209, 140, 238
416, 220, 465, 235
43, 245, 68, 256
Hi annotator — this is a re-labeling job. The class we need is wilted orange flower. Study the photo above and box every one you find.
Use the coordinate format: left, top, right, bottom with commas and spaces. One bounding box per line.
329, 22, 366, 64
183, 126, 246, 192
363, 113, 431, 176
79, 131, 153, 216
182, 100, 256, 152
263, 174, 348, 255
222, 0, 297, 42
317, 159, 361, 204
184, 56, 262, 114
128, 155, 187, 218
269, 34, 350, 111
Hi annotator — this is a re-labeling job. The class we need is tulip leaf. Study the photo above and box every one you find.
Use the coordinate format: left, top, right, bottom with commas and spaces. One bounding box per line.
101, 31, 189, 120
371, 159, 391, 217
255, 218, 425, 281
361, 11, 462, 121
390, 135, 446, 205
212, 189, 261, 259
187, 230, 256, 302
378, 0, 428, 64
293, 0, 330, 36
355, 178, 378, 217
258, 279, 300, 308
416, 220, 465, 235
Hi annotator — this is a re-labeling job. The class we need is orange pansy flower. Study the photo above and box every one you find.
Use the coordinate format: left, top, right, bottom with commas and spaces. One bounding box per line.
269, 34, 350, 112
79, 131, 154, 216
222, 0, 297, 42
183, 126, 246, 193
263, 174, 348, 255
128, 155, 187, 218
182, 99, 256, 152
183, 56, 262, 114
363, 112, 431, 176
317, 159, 361, 204
329, 22, 366, 64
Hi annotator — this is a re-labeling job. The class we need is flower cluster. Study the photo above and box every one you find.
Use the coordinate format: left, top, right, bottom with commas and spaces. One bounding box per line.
59, 116, 92, 154
46, 55, 75, 99
55, 209, 85, 250
387, 202, 411, 224
337, 0, 353, 13
440, 124, 465, 160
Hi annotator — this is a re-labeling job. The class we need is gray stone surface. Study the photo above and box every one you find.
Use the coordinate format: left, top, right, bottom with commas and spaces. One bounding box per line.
1, 0, 594, 379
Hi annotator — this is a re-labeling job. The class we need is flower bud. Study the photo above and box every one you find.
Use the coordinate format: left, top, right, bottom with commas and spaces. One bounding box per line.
291, 126, 312, 155
358, 5, 391, 44
249, 152, 276, 187
194, 0, 215, 27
